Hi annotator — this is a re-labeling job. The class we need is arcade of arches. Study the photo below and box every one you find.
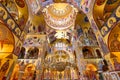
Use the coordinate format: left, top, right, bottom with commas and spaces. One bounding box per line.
0, 0, 120, 80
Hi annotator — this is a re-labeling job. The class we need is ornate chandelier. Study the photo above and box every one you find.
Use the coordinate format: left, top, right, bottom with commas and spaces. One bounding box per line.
42, 3, 78, 30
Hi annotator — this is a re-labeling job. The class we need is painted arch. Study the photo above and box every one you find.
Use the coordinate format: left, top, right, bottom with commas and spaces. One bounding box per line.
108, 22, 120, 71
2, 0, 29, 30
93, 0, 120, 29
0, 22, 15, 54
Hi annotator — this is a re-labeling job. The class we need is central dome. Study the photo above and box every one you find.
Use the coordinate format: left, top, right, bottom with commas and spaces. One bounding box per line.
47, 3, 72, 18
43, 3, 78, 30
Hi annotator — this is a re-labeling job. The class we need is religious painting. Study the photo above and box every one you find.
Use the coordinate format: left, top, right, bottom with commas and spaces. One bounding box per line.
110, 33, 120, 52
93, 0, 120, 32
88, 28, 98, 45
108, 22, 120, 52
17, 16, 26, 30
84, 64, 98, 80
15, 0, 25, 8
0, 59, 10, 79
28, 0, 40, 14
23, 35, 46, 47
113, 58, 120, 71
0, 7, 7, 20
10, 63, 20, 80
78, 28, 96, 46
80, 0, 92, 13
76, 24, 83, 37
23, 64, 36, 80
14, 41, 22, 56
18, 61, 25, 80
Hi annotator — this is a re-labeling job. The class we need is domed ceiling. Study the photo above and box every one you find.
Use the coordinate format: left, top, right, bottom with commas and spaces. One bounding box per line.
23, 0, 92, 49
43, 3, 78, 30
21, 1, 105, 60
45, 3, 73, 18
26, 0, 90, 34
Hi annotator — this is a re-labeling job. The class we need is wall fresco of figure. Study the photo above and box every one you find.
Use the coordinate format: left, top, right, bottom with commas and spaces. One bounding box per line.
110, 34, 120, 52
0, 60, 10, 79
113, 58, 120, 71
108, 22, 120, 52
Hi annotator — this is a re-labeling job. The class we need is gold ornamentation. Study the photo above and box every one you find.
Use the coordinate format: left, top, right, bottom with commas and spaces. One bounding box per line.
7, 19, 15, 29
0, 7, 7, 20
107, 17, 116, 28
101, 26, 108, 36
115, 6, 120, 18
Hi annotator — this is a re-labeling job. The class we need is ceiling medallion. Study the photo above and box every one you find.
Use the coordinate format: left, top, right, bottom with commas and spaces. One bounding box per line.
43, 3, 78, 30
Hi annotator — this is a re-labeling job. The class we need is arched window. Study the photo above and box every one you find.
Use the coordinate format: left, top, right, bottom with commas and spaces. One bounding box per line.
27, 47, 39, 59
96, 49, 102, 58
82, 46, 94, 58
